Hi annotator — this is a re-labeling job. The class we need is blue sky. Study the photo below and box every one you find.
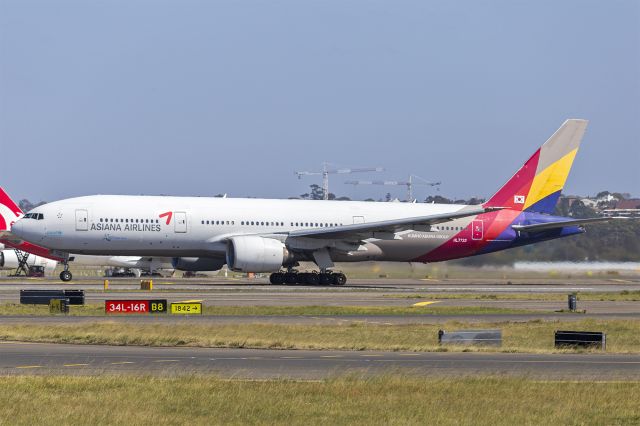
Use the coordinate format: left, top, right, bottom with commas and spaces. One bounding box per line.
1, 0, 638, 202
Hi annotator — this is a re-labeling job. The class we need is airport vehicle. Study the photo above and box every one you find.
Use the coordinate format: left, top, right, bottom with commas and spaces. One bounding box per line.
2, 119, 620, 284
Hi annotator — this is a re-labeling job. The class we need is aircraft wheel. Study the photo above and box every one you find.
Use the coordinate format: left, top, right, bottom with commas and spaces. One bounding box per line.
319, 273, 333, 285
60, 271, 73, 282
306, 273, 320, 286
283, 272, 298, 285
269, 273, 284, 285
332, 273, 347, 286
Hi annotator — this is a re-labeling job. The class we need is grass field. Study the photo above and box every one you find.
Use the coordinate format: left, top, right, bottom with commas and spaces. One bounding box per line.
1, 375, 639, 425
0, 303, 539, 316
1, 319, 638, 353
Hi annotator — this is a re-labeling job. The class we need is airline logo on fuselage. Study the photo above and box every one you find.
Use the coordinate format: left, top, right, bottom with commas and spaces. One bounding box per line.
90, 222, 162, 232
88, 211, 173, 232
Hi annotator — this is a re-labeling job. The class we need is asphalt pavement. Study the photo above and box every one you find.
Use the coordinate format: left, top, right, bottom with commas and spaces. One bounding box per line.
1, 342, 639, 380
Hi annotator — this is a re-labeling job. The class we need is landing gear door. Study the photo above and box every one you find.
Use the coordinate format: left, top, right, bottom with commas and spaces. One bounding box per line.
471, 220, 483, 241
75, 210, 88, 231
174, 211, 187, 233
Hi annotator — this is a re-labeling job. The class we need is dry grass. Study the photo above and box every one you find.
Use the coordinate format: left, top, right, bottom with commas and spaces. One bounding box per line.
0, 375, 639, 425
0, 303, 537, 316
0, 319, 637, 353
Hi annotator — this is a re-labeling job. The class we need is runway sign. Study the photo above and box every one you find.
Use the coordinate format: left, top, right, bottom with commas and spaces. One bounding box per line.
170, 302, 202, 315
105, 300, 168, 314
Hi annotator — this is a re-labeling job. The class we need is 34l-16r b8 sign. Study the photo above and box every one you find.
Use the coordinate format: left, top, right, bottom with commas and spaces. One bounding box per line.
105, 300, 167, 314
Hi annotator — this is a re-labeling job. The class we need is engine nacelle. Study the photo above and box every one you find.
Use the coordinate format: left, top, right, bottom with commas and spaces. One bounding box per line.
171, 257, 226, 272
226, 236, 288, 273
0, 250, 57, 274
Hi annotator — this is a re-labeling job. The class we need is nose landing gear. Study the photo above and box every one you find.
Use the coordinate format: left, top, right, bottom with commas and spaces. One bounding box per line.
59, 263, 73, 282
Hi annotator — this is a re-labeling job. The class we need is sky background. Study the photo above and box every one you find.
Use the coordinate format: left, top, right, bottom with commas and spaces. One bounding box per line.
1, 0, 638, 203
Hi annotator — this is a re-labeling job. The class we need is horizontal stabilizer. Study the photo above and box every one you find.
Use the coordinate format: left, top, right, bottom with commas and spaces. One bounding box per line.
512, 217, 629, 233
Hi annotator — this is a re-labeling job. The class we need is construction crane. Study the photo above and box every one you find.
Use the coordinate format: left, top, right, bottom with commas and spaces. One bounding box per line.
345, 175, 441, 202
295, 162, 384, 200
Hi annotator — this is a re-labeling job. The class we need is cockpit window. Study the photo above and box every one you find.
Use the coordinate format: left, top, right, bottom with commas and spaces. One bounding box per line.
23, 213, 44, 220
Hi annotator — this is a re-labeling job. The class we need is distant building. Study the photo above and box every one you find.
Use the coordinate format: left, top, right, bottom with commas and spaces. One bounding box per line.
601, 199, 640, 217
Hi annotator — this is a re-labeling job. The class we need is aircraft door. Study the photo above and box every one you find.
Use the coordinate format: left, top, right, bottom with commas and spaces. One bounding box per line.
353, 216, 365, 224
174, 212, 187, 233
75, 210, 88, 231
471, 220, 483, 240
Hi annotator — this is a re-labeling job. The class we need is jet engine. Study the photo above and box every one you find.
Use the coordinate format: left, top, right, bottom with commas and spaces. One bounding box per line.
0, 250, 57, 274
226, 236, 290, 272
171, 257, 226, 272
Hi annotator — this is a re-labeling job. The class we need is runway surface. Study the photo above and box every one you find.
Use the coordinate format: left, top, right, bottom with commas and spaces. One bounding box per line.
1, 342, 639, 379
1, 276, 639, 293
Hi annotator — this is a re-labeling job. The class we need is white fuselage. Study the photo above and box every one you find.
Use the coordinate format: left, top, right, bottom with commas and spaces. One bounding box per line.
12, 195, 470, 261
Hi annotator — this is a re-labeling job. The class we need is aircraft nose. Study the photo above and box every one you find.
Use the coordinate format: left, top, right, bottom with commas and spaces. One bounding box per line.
10, 219, 23, 236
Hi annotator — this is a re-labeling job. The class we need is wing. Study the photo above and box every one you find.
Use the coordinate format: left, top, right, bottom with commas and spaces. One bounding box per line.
282, 206, 501, 241
512, 217, 629, 233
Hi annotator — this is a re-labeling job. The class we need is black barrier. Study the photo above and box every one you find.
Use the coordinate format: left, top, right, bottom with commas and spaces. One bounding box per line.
555, 330, 606, 350
20, 290, 85, 305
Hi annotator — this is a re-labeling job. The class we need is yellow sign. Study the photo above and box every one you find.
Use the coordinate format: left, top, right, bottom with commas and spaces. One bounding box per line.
170, 302, 202, 315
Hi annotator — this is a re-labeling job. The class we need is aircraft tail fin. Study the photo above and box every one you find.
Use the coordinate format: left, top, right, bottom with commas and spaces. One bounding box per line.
484, 119, 588, 214
0, 187, 23, 231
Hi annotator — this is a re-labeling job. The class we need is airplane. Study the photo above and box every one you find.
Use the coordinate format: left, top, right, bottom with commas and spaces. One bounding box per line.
3, 119, 623, 285
0, 198, 177, 277
0, 246, 176, 278
0, 244, 57, 275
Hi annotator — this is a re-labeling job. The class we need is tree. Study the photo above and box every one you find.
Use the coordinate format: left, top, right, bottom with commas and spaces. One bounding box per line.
568, 200, 597, 218
310, 184, 324, 200
424, 195, 453, 204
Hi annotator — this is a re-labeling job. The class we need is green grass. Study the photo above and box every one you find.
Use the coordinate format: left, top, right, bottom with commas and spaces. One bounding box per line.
0, 303, 539, 316
0, 319, 638, 353
1, 375, 639, 425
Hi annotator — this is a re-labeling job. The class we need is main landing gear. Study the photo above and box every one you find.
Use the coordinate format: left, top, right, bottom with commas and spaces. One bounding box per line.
269, 271, 347, 286
59, 262, 72, 282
